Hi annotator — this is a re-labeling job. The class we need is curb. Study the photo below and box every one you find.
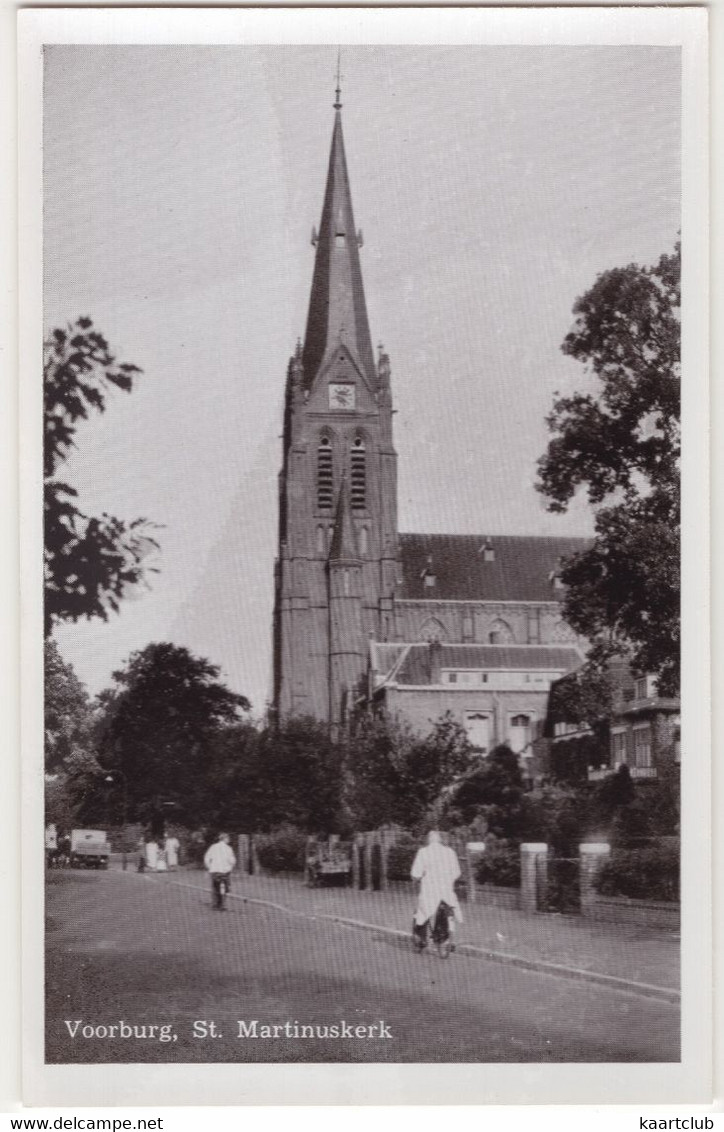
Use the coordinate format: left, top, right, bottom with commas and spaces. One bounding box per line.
157, 874, 680, 1004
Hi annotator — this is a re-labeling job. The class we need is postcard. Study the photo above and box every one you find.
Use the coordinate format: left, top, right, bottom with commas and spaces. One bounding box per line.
18, 7, 710, 1107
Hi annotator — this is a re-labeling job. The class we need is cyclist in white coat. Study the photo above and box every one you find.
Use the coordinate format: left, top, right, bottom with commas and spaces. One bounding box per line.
204, 833, 236, 910
411, 831, 463, 941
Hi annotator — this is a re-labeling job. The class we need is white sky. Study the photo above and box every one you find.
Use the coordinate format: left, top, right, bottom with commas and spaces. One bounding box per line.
43, 45, 681, 715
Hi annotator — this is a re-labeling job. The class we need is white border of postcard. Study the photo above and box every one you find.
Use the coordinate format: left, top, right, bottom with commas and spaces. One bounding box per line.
18, 6, 710, 1108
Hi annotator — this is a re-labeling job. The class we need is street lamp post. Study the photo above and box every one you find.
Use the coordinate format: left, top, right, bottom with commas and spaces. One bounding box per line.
106, 770, 129, 870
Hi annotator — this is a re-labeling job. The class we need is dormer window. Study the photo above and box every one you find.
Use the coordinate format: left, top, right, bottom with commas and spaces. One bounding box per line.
335, 233, 345, 248
480, 540, 495, 562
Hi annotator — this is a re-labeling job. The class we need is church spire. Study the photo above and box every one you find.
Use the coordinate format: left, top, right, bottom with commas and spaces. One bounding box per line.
301, 99, 377, 390
328, 476, 360, 562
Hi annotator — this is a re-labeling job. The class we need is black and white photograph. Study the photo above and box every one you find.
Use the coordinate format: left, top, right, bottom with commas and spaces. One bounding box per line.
18, 7, 710, 1108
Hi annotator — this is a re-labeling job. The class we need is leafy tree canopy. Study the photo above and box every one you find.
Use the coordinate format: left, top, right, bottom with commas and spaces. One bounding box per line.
537, 244, 680, 694
346, 712, 476, 833
95, 643, 250, 828
44, 317, 160, 636
44, 638, 93, 773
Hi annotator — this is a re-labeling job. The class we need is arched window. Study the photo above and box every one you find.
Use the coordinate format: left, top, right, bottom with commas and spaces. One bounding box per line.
316, 525, 325, 554
419, 617, 446, 643
317, 435, 333, 510
350, 436, 366, 510
359, 526, 368, 555
509, 713, 532, 754
488, 618, 514, 644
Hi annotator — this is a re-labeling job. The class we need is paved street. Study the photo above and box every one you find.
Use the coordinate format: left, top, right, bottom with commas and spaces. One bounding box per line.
45, 869, 679, 1064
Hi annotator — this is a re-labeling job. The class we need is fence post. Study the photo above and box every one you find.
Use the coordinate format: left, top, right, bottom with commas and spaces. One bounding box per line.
237, 834, 251, 875
579, 842, 610, 915
465, 842, 486, 905
520, 843, 548, 914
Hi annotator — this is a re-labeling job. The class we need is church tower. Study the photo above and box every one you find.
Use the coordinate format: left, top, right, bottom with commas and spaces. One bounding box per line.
272, 87, 398, 727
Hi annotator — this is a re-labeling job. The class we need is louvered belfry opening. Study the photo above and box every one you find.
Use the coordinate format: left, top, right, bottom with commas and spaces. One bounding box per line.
350, 436, 366, 510
317, 436, 334, 509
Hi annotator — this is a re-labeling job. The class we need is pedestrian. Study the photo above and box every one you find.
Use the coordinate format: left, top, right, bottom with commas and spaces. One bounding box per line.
204, 832, 236, 910
410, 831, 463, 945
164, 833, 180, 870
145, 838, 159, 872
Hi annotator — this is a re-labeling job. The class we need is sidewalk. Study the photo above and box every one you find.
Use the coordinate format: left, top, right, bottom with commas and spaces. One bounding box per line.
164, 868, 680, 1000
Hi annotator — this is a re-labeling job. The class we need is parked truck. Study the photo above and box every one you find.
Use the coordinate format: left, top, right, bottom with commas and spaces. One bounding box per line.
70, 829, 111, 870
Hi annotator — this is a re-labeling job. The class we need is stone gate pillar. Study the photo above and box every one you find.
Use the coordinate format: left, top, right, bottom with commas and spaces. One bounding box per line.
579, 842, 610, 915
520, 843, 548, 914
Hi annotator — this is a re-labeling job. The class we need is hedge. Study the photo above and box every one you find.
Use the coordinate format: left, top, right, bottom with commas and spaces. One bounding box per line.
254, 826, 307, 874
595, 843, 679, 902
474, 839, 520, 889
386, 834, 418, 882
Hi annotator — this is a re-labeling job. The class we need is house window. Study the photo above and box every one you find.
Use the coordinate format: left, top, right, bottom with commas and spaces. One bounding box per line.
611, 729, 628, 765
316, 525, 325, 554
317, 436, 333, 510
526, 608, 541, 644
632, 725, 652, 768
634, 677, 648, 700
465, 711, 491, 754
509, 714, 532, 753
359, 526, 368, 555
424, 573, 437, 588
350, 437, 366, 510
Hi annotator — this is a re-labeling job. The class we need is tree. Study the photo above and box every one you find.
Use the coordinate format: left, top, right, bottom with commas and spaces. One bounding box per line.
95, 643, 250, 829
446, 744, 526, 836
44, 639, 93, 773
44, 317, 159, 636
346, 712, 476, 832
537, 244, 680, 694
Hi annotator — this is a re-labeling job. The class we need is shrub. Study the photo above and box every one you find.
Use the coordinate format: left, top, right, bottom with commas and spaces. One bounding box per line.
255, 825, 307, 874
474, 838, 520, 888
386, 833, 418, 881
595, 843, 679, 902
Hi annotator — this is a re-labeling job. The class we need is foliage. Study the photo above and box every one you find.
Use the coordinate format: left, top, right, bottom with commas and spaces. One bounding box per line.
95, 643, 250, 829
44, 639, 93, 773
474, 837, 521, 888
595, 843, 679, 902
386, 833, 419, 881
345, 712, 476, 832
254, 825, 307, 874
252, 718, 344, 834
549, 734, 608, 784
537, 244, 680, 694
445, 745, 526, 836
520, 781, 590, 855
44, 317, 159, 636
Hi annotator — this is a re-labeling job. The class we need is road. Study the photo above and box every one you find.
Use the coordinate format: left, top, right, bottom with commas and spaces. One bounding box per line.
45, 869, 679, 1063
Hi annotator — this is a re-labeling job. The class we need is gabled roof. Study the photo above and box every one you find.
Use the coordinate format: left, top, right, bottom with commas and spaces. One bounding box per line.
397, 533, 590, 603
301, 109, 376, 391
370, 640, 584, 689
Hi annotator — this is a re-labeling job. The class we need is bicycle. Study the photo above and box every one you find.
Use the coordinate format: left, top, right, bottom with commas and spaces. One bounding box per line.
412, 900, 455, 959
211, 872, 231, 911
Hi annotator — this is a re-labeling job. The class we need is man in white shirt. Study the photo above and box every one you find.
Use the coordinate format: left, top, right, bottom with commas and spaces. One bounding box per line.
411, 831, 463, 944
204, 832, 236, 910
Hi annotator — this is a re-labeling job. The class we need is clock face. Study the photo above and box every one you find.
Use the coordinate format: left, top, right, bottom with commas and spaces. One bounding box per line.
329, 383, 355, 410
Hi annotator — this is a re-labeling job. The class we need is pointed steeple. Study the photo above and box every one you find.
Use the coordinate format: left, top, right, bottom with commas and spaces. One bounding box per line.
302, 102, 377, 390
328, 476, 360, 562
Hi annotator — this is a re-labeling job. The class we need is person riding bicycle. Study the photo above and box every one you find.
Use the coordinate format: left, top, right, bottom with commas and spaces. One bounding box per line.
204, 832, 236, 910
411, 831, 463, 947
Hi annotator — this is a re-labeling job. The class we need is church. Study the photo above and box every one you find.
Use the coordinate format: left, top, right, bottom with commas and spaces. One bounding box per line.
272, 91, 588, 758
